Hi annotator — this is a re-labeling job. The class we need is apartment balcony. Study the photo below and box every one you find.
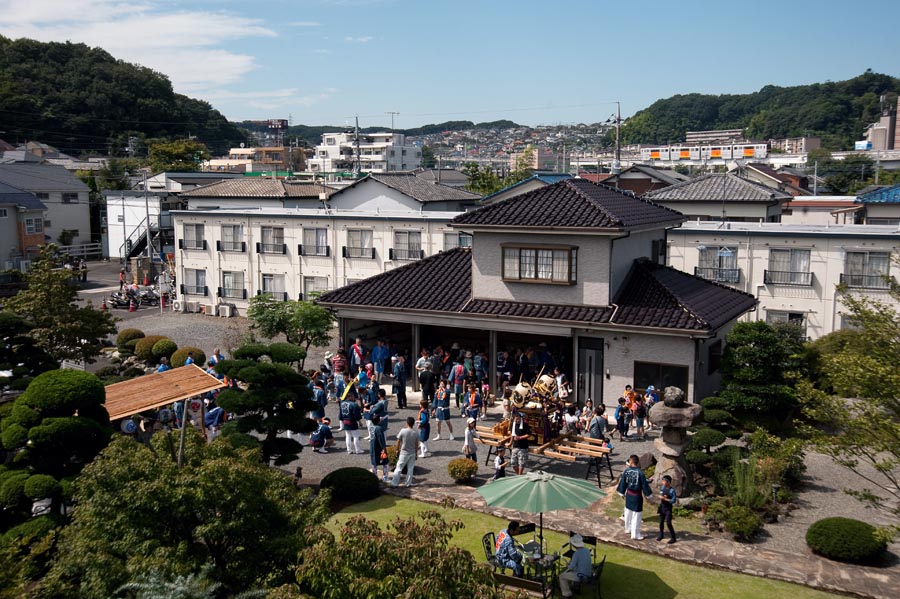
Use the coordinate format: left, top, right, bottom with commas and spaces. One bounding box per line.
217, 287, 247, 300
178, 239, 207, 250
342, 246, 376, 259
839, 273, 893, 289
217, 240, 247, 253
181, 284, 208, 296
257, 290, 288, 301
256, 242, 287, 255
763, 270, 813, 286
389, 247, 425, 261
298, 244, 331, 257
694, 267, 741, 284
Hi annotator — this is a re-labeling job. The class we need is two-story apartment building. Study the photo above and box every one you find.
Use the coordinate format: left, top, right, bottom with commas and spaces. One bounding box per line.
319, 179, 758, 404
0, 163, 91, 245
644, 173, 790, 223
667, 221, 900, 340
0, 182, 47, 268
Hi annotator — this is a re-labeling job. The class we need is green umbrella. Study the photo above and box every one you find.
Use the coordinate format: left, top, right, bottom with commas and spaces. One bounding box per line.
477, 470, 606, 548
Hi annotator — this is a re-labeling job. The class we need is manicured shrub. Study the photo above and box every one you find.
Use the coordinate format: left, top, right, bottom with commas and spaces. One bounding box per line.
724, 505, 762, 540
171, 347, 206, 368
448, 458, 478, 483
723, 429, 743, 440
700, 396, 728, 411
806, 517, 887, 564
320, 467, 380, 503
386, 444, 399, 467
0, 471, 29, 509
686, 450, 711, 466
0, 514, 62, 545
134, 335, 169, 362
23, 474, 61, 500
94, 366, 120, 378
1, 424, 28, 450
690, 428, 726, 453
268, 342, 305, 364
116, 328, 145, 350
703, 409, 732, 426
121, 367, 145, 379
19, 369, 105, 418
151, 338, 178, 361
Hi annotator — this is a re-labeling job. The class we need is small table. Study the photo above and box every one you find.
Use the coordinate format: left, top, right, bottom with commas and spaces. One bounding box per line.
521, 548, 560, 591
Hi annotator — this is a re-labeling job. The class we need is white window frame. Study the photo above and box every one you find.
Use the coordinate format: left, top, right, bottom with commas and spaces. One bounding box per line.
302, 228, 329, 256
183, 268, 206, 295
221, 224, 243, 251
25, 217, 43, 234
221, 271, 244, 299
392, 230, 422, 261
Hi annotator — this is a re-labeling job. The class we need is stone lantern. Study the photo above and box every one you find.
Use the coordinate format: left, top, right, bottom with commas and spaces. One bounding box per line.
649, 386, 703, 496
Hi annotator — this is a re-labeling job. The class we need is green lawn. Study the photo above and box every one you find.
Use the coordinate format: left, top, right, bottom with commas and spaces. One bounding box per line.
331, 496, 841, 599
600, 494, 707, 536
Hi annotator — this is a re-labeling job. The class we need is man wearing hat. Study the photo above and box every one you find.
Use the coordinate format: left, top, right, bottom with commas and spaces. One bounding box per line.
559, 534, 593, 598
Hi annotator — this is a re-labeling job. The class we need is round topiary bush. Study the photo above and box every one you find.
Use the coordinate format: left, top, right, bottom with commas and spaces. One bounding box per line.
690, 428, 726, 453
19, 369, 105, 418
320, 467, 380, 503
151, 338, 178, 361
686, 449, 711, 466
700, 396, 728, 411
724, 505, 763, 540
806, 517, 887, 564
703, 409, 732, 426
134, 335, 169, 363
23, 474, 61, 500
116, 328, 145, 350
171, 347, 206, 368
94, 366, 120, 379
448, 458, 478, 483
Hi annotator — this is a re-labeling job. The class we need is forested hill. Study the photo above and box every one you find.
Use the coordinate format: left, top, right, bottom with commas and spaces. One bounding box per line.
620, 71, 900, 149
0, 36, 246, 155
264, 119, 521, 147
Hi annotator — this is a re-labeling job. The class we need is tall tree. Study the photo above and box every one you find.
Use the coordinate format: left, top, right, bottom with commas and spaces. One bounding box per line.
5, 245, 117, 364
147, 138, 210, 173
36, 433, 330, 599
245, 296, 334, 368
214, 342, 319, 465
799, 284, 900, 535
0, 312, 58, 390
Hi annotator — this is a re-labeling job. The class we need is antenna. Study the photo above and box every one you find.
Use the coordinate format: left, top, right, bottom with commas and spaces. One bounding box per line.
385, 111, 400, 132
353, 115, 361, 178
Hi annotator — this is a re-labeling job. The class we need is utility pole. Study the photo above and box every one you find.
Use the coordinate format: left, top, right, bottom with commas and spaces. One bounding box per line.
385, 111, 400, 132
813, 161, 818, 196
354, 116, 361, 178
143, 173, 151, 259
613, 101, 622, 174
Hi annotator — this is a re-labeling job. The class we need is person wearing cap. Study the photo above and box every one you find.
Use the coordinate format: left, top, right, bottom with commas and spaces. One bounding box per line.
463, 417, 480, 462
390, 355, 407, 409
559, 534, 593, 598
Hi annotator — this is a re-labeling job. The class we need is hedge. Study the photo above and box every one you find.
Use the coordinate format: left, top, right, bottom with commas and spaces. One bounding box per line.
320, 467, 380, 503
134, 335, 170, 363
806, 517, 887, 564
171, 347, 206, 368
151, 338, 178, 360
116, 328, 145, 350
448, 458, 478, 483
690, 428, 726, 453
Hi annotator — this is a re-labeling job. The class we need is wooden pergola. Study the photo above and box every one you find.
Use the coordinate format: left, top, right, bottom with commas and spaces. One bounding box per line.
104, 365, 227, 420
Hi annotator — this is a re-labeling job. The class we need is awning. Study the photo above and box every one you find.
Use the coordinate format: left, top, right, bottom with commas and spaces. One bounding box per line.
104, 365, 227, 420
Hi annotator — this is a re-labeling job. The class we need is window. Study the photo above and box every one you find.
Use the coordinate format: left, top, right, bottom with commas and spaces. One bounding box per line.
220, 271, 245, 299
303, 276, 328, 298
259, 226, 285, 254
25, 217, 43, 234
220, 225, 244, 251
183, 224, 205, 250
261, 274, 286, 301
392, 230, 422, 260
62, 192, 79, 204
0, 208, 7, 218
326, 137, 336, 145
502, 246, 577, 284
43, 219, 51, 228
183, 268, 206, 295
766, 310, 807, 337
302, 228, 329, 256
35, 193, 48, 201
765, 248, 812, 285
444, 231, 473, 250
634, 361, 689, 394
696, 246, 739, 283
345, 229, 374, 258
842, 251, 890, 289
707, 340, 723, 375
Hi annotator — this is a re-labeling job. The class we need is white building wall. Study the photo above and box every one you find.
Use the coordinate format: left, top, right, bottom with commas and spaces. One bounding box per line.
609, 229, 665, 292
42, 191, 91, 245
657, 201, 774, 221
105, 195, 162, 259
329, 181, 422, 212
668, 224, 900, 340
471, 231, 612, 306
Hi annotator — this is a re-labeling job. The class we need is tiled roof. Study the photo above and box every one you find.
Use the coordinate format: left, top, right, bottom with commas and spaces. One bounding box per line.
366, 173, 481, 202
623, 165, 690, 186
0, 181, 47, 211
318, 248, 756, 332
746, 163, 792, 183
577, 173, 614, 183
481, 173, 573, 202
856, 183, 900, 204
413, 168, 469, 186
454, 178, 684, 230
180, 179, 333, 198
0, 163, 89, 192
644, 173, 791, 203
613, 259, 757, 330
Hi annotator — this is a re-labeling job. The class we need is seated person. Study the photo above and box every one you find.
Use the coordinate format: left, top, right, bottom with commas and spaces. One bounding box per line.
495, 521, 524, 576
563, 404, 580, 434
310, 417, 335, 453
559, 534, 593, 599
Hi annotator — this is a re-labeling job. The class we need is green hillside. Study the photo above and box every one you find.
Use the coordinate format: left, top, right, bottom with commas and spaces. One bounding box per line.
620, 71, 900, 149
0, 36, 246, 155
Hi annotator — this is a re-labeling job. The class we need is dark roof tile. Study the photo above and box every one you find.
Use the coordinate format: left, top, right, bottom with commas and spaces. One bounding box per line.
644, 173, 791, 203
454, 178, 684, 229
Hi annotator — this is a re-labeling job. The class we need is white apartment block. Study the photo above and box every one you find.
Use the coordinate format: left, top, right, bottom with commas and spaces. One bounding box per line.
668, 221, 900, 340
172, 208, 470, 315
307, 132, 421, 173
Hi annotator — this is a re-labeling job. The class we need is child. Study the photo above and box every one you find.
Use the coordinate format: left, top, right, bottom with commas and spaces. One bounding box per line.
657, 474, 677, 544
480, 381, 492, 418
463, 417, 479, 462
633, 394, 647, 440
310, 417, 335, 453
614, 397, 629, 441
417, 399, 430, 457
432, 380, 455, 441
492, 445, 508, 480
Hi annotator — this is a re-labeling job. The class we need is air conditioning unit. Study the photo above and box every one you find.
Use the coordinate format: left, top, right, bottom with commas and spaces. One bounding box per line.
185, 301, 200, 313
172, 299, 184, 313
203, 304, 216, 316
218, 305, 235, 318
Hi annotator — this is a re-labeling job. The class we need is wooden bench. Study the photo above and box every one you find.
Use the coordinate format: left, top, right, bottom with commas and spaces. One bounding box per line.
475, 426, 510, 466
548, 436, 614, 485
493, 572, 551, 599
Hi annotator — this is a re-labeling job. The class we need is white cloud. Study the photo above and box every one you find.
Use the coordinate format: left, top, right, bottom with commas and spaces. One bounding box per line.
0, 0, 275, 91
344, 35, 373, 43
204, 87, 337, 113
288, 21, 321, 27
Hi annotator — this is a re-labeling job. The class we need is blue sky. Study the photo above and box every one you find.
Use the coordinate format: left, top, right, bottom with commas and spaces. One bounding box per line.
2, 0, 899, 128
